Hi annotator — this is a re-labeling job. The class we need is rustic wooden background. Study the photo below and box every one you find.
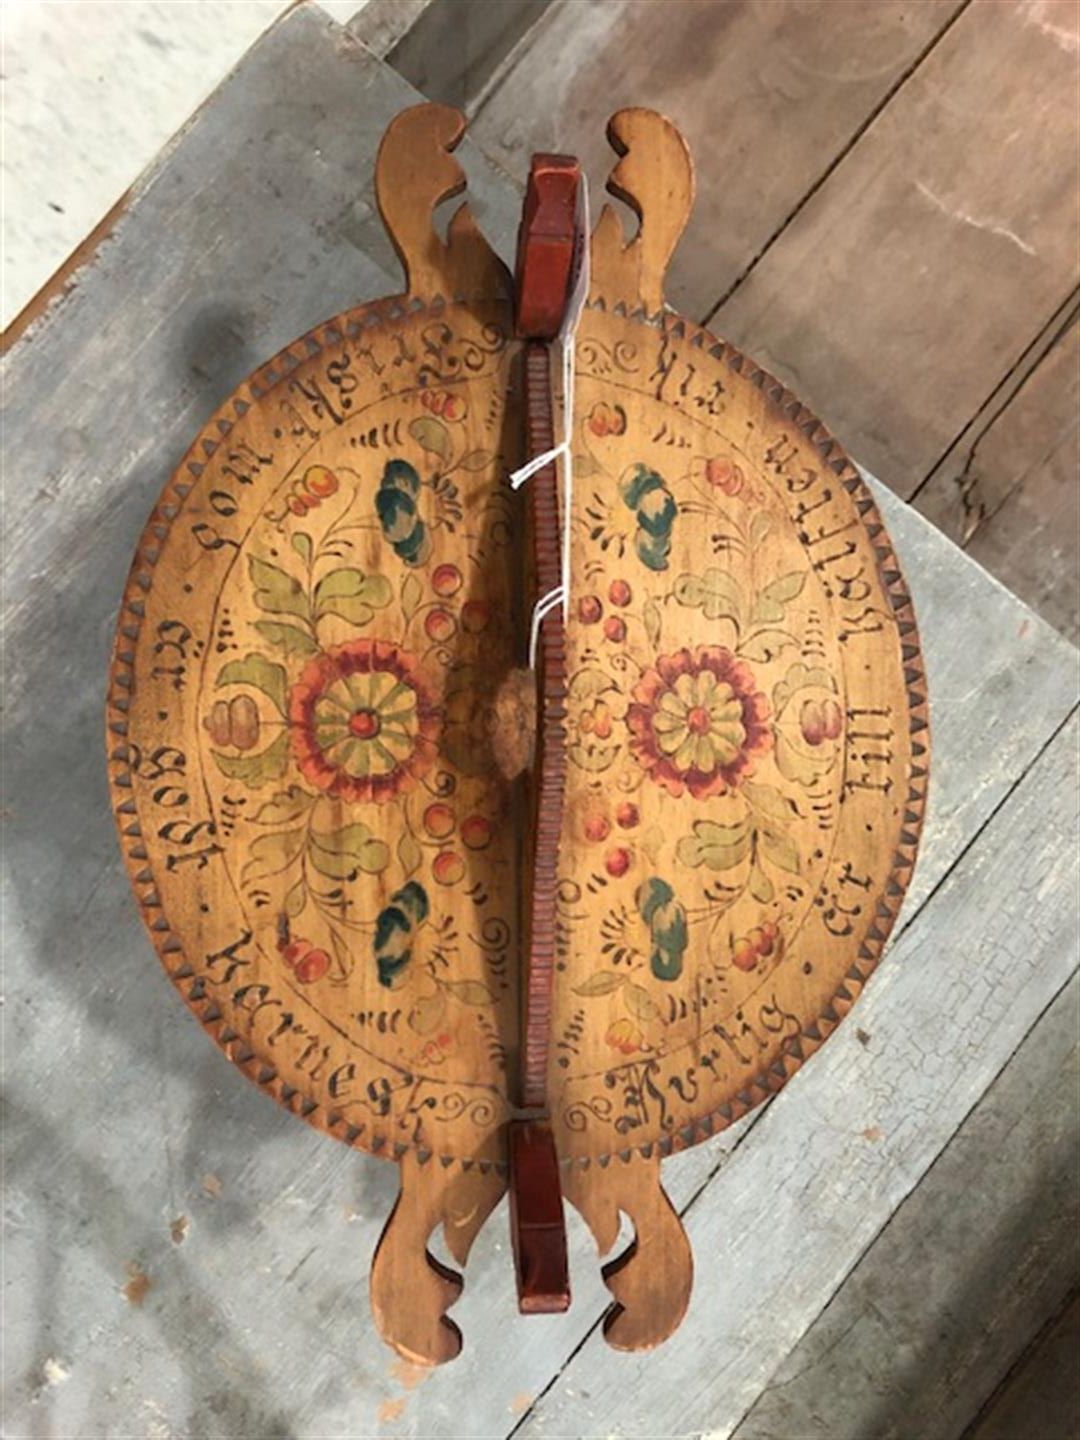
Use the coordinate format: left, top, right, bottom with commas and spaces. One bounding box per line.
3, 2, 1077, 1437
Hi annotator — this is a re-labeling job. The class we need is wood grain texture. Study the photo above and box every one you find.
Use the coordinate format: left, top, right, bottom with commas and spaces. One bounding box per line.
732, 972, 1080, 1440
4, 7, 1079, 1432
965, 1292, 1080, 1440
347, 0, 437, 59
470, 0, 966, 320
915, 312, 1080, 643
386, 0, 553, 111
714, 0, 1080, 495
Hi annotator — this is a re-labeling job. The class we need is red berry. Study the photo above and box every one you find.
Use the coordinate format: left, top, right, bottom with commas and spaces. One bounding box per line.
615, 802, 639, 829
822, 699, 844, 741
583, 814, 611, 843
295, 949, 330, 984
423, 803, 455, 839
603, 616, 627, 643
605, 846, 632, 878
578, 595, 603, 625
432, 564, 462, 597
800, 700, 826, 747
424, 607, 456, 642
461, 815, 492, 850
280, 938, 310, 968
732, 937, 757, 972
608, 579, 632, 607
305, 466, 339, 498
433, 851, 465, 885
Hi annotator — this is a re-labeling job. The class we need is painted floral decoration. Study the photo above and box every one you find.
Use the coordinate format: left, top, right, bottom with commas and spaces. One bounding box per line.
288, 639, 439, 804
627, 645, 771, 800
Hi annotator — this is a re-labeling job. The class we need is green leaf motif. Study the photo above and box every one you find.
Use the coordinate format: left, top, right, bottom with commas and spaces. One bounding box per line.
291, 532, 313, 567
284, 876, 308, 917
748, 862, 775, 904
674, 568, 744, 626
739, 629, 799, 663
400, 572, 423, 625
751, 571, 805, 625
408, 416, 451, 461
624, 983, 661, 1022
676, 818, 752, 872
314, 568, 392, 625
443, 979, 496, 1006
573, 971, 626, 997
758, 825, 801, 876
397, 829, 423, 879
568, 667, 617, 702
310, 823, 390, 877
459, 449, 493, 472
643, 597, 662, 649
409, 990, 447, 1035
249, 555, 309, 621
240, 823, 306, 886
742, 781, 794, 827
216, 653, 288, 715
211, 730, 289, 788
253, 621, 319, 658
250, 785, 316, 827
774, 727, 829, 787
568, 741, 619, 773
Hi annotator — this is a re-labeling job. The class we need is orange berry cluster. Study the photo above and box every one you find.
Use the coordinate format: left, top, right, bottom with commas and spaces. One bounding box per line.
288, 465, 339, 516
586, 402, 627, 438
204, 694, 259, 751
421, 389, 467, 422
732, 920, 783, 973
279, 935, 330, 984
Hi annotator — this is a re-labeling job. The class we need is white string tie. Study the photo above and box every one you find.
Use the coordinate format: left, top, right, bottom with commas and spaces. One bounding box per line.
509, 178, 589, 669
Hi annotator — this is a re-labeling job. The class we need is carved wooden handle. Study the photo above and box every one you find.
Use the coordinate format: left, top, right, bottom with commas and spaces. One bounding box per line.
506, 154, 584, 1316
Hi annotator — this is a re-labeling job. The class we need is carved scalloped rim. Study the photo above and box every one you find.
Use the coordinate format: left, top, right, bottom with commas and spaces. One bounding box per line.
106, 293, 928, 1174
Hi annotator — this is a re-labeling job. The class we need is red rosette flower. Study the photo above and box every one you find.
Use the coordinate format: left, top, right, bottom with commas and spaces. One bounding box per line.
626, 645, 771, 799
288, 639, 439, 804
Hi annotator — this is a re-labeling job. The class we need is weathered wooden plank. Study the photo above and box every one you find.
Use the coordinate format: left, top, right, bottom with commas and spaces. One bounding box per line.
4, 8, 1080, 1436
965, 1293, 1080, 1440
512, 710, 1079, 1440
731, 974, 1080, 1440
469, 0, 965, 321
915, 312, 1080, 644
347, 0, 437, 58
386, 0, 553, 110
714, 0, 1080, 496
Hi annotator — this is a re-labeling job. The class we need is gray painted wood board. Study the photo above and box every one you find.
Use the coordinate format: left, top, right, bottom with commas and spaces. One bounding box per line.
4, 8, 1078, 1436
732, 973, 1080, 1440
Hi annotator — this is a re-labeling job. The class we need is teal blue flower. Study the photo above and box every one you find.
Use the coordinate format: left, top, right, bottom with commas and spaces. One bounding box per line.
619, 464, 676, 572
377, 459, 431, 566
637, 875, 688, 982
374, 881, 430, 988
